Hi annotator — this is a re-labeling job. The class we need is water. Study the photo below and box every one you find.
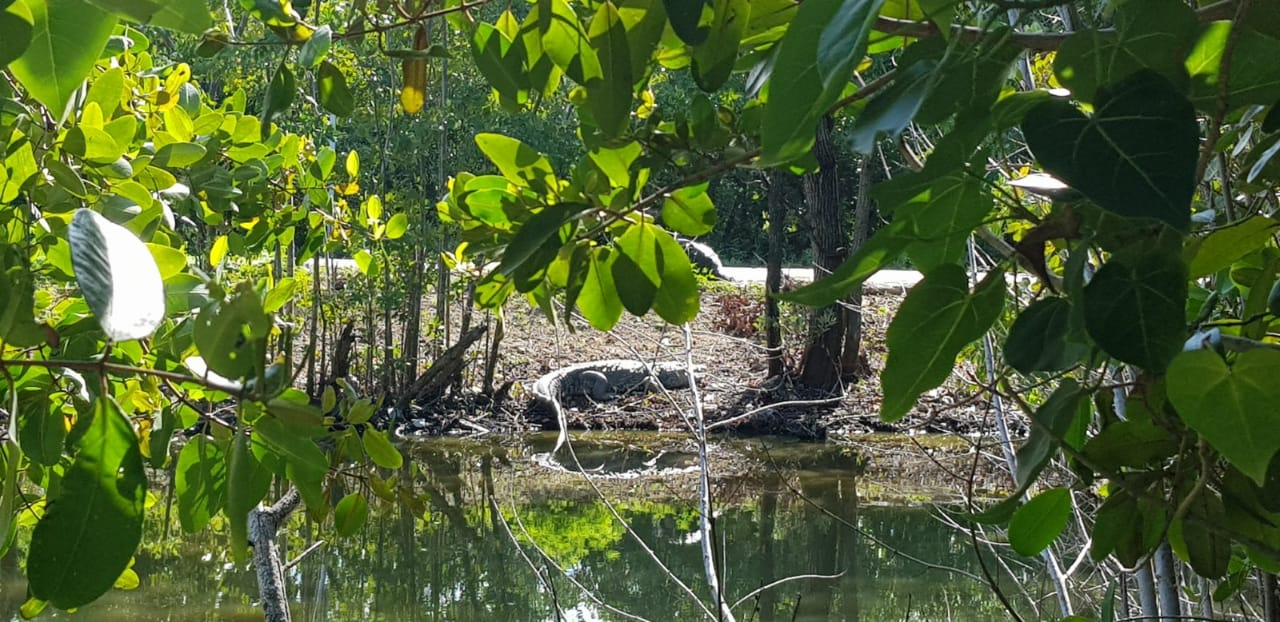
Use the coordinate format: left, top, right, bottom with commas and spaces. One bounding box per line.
1, 434, 1046, 621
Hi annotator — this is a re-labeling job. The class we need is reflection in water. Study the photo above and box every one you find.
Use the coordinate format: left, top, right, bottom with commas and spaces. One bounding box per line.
3, 435, 1037, 621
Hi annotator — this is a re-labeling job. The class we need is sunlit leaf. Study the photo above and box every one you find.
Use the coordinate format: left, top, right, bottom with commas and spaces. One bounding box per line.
1167, 348, 1280, 485
333, 493, 369, 537
385, 212, 409, 240
9, 0, 116, 115
361, 428, 402, 469
661, 183, 716, 236
578, 247, 623, 330
28, 397, 146, 610
68, 209, 165, 341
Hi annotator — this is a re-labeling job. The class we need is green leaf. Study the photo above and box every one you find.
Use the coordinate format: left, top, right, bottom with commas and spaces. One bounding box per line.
9, 0, 116, 114
652, 227, 700, 324
881, 265, 1005, 422
64, 126, 124, 165
28, 397, 145, 610
145, 243, 186, 281
612, 223, 659, 315
262, 277, 297, 314
361, 428, 402, 469
226, 431, 271, 563
499, 203, 577, 278
1008, 488, 1072, 556
316, 60, 354, 117
538, 0, 601, 86
848, 59, 936, 154
299, 24, 330, 68
1169, 491, 1230, 579
385, 212, 409, 240
1004, 298, 1091, 374
192, 287, 269, 381
254, 417, 327, 483
1082, 249, 1187, 371
0, 1, 33, 69
472, 18, 529, 110
578, 247, 624, 330
760, 0, 885, 164
663, 0, 707, 45
1015, 380, 1086, 489
1167, 349, 1280, 485
691, 0, 748, 92
1082, 419, 1179, 471
778, 222, 909, 306
86, 0, 209, 32
152, 142, 207, 168
1022, 70, 1198, 231
1052, 0, 1197, 103
68, 209, 165, 341
175, 435, 226, 533
1187, 22, 1280, 111
333, 493, 369, 537
661, 183, 717, 236
261, 63, 295, 140
475, 133, 557, 194
586, 1, 633, 138
1186, 216, 1280, 279
882, 168, 993, 271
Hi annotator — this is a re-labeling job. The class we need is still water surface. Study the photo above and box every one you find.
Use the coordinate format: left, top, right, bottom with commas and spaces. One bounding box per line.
2, 434, 1043, 621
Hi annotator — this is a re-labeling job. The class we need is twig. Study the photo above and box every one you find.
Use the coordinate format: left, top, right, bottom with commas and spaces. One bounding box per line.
705, 395, 844, 431
1196, 0, 1253, 182
283, 540, 325, 570
683, 323, 734, 622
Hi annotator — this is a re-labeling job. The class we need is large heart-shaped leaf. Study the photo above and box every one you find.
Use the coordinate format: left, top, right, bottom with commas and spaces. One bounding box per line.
1167, 348, 1280, 484
1022, 70, 1198, 231
68, 209, 165, 341
1082, 249, 1187, 371
1052, 0, 1197, 103
881, 265, 1005, 422
28, 397, 145, 610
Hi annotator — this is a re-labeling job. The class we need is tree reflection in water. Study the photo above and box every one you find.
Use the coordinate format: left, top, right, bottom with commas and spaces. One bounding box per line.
1, 435, 1042, 621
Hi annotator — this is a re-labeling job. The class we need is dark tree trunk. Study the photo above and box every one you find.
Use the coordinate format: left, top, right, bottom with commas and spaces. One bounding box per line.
799, 115, 848, 390
764, 170, 799, 379
841, 156, 875, 380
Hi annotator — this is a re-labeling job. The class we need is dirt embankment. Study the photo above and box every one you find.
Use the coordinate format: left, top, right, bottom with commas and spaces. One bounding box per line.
392, 280, 1020, 445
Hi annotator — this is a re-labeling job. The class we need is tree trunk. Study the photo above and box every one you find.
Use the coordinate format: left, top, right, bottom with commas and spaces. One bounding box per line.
250, 488, 302, 622
799, 115, 848, 390
840, 156, 874, 380
764, 170, 797, 379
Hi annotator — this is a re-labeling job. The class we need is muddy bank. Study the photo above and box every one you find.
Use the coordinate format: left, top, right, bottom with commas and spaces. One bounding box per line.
386, 280, 1019, 445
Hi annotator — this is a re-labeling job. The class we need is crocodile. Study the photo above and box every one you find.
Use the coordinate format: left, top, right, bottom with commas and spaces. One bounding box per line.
532, 359, 701, 450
